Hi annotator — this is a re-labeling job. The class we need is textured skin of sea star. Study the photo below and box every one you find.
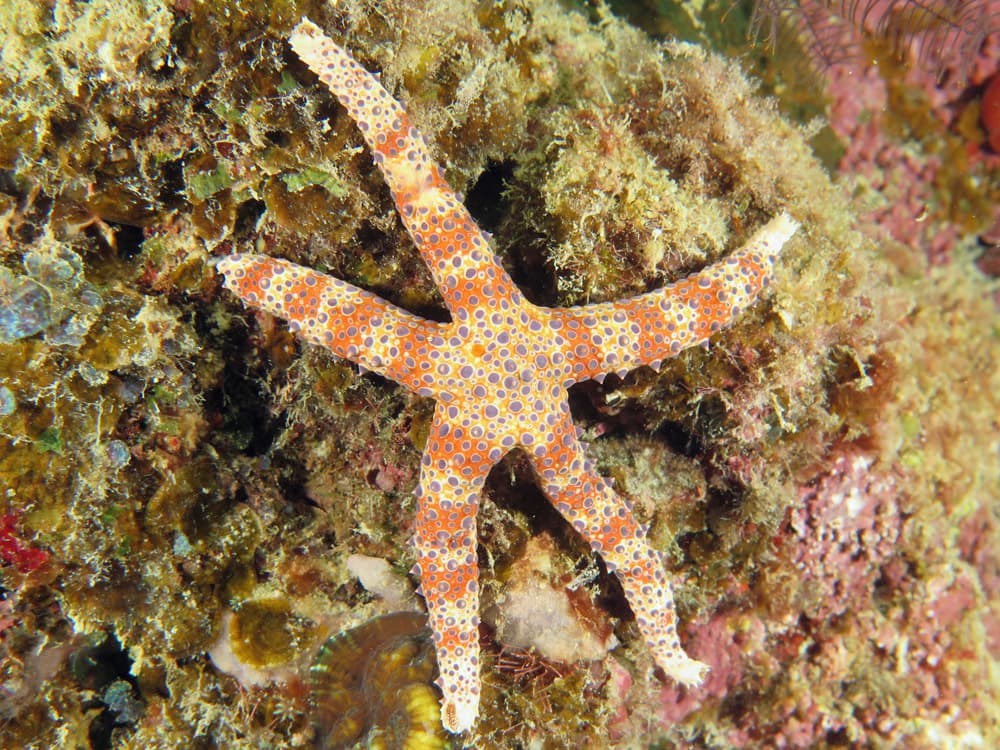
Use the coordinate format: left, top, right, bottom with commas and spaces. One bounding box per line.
218, 18, 800, 734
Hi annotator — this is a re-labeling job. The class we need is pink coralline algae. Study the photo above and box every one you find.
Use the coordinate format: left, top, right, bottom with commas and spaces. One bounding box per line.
656, 610, 759, 726
789, 0, 1000, 263
782, 452, 902, 623
983, 72, 1000, 150
727, 450, 992, 747
958, 506, 1000, 654
0, 514, 48, 573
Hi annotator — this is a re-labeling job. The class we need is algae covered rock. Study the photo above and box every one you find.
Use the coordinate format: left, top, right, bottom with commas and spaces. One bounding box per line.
1, 0, 997, 748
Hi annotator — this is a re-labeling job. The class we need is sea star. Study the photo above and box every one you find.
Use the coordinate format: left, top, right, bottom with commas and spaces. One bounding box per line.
218, 18, 799, 733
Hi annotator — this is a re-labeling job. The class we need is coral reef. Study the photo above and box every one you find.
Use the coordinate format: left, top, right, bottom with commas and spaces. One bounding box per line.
310, 611, 446, 750
0, 0, 997, 748
745, 0, 1000, 265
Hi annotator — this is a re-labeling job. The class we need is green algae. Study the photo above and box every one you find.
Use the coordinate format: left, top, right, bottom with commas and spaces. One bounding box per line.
281, 167, 348, 197
0, 0, 997, 748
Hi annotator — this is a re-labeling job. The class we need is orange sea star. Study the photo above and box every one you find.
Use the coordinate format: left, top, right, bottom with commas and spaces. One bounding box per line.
218, 18, 800, 733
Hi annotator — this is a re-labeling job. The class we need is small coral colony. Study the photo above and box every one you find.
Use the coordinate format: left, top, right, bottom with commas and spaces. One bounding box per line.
219, 18, 798, 732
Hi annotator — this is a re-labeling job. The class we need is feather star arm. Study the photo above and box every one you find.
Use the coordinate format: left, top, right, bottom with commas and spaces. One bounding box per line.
288, 19, 524, 318
217, 253, 448, 392
548, 211, 800, 384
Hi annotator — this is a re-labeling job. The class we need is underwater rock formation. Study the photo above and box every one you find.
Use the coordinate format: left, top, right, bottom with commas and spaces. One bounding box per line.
0, 0, 997, 747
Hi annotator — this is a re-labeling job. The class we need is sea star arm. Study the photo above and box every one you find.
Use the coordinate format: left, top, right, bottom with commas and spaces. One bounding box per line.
550, 212, 799, 384
289, 19, 524, 317
533, 403, 709, 685
412, 403, 497, 733
217, 253, 448, 393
